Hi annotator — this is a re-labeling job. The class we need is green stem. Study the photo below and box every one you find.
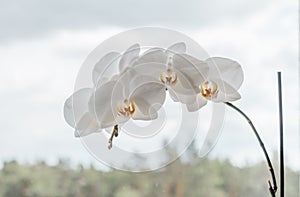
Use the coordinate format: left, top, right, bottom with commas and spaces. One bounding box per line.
225, 102, 277, 197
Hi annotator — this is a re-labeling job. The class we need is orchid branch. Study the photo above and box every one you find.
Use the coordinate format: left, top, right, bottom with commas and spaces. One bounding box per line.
108, 125, 119, 149
225, 102, 277, 197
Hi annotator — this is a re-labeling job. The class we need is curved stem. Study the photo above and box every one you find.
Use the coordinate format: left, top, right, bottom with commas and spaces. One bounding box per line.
225, 102, 277, 197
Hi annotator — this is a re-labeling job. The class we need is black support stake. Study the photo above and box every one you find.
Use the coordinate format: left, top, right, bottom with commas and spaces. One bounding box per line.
277, 72, 284, 197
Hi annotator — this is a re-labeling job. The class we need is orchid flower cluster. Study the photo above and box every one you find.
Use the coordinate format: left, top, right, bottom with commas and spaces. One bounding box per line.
64, 42, 243, 148
64, 42, 279, 196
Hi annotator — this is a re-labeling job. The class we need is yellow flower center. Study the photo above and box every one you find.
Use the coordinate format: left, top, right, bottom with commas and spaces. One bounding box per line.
117, 99, 135, 117
200, 80, 219, 100
159, 69, 178, 85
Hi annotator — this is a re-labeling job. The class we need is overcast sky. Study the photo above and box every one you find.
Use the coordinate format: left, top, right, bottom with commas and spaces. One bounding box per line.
0, 0, 274, 42
0, 0, 298, 171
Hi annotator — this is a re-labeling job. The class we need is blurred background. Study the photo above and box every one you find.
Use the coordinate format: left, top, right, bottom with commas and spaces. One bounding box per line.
0, 0, 298, 196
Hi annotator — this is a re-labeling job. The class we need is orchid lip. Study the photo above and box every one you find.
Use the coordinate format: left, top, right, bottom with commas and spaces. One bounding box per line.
117, 99, 135, 117
159, 68, 178, 85
200, 80, 219, 100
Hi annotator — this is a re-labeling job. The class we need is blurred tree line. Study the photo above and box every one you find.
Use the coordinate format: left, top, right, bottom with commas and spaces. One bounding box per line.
0, 157, 298, 197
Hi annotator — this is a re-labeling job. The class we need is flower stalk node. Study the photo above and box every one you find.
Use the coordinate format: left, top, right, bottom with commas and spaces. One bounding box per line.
108, 125, 119, 150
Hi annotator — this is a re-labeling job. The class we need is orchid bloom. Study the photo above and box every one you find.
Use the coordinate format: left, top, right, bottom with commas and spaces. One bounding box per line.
89, 68, 166, 129
92, 44, 140, 87
63, 44, 242, 149
118, 44, 140, 72
185, 57, 244, 112
133, 43, 209, 104
64, 44, 142, 137
92, 51, 120, 86
63, 88, 101, 137
63, 40, 278, 196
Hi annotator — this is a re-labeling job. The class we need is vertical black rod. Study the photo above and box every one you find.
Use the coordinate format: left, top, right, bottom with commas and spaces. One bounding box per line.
277, 72, 284, 197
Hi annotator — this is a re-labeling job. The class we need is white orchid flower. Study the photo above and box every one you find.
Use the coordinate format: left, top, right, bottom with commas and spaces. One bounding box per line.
63, 88, 101, 137
92, 52, 120, 86
186, 57, 244, 112
92, 44, 140, 87
89, 68, 166, 129
133, 42, 209, 104
63, 71, 114, 137
118, 44, 140, 72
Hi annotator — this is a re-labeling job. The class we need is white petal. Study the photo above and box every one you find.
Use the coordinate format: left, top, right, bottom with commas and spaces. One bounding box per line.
101, 108, 129, 128
111, 74, 119, 81
134, 49, 167, 65
173, 54, 207, 72
214, 79, 239, 95
212, 80, 241, 102
179, 65, 209, 86
63, 95, 76, 128
92, 52, 120, 85
168, 89, 179, 102
186, 95, 207, 112
95, 69, 140, 125
63, 88, 93, 128
119, 44, 140, 72
206, 57, 244, 89
90, 80, 120, 128
129, 75, 166, 107
74, 112, 101, 137
133, 62, 165, 79
94, 76, 110, 88
214, 90, 241, 103
166, 42, 186, 54
173, 54, 209, 88
114, 67, 137, 98
132, 97, 158, 120
129, 75, 166, 119
142, 47, 164, 55
173, 69, 199, 93
168, 82, 197, 104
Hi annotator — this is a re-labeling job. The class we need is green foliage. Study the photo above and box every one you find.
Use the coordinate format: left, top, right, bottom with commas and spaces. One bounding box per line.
0, 159, 298, 197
